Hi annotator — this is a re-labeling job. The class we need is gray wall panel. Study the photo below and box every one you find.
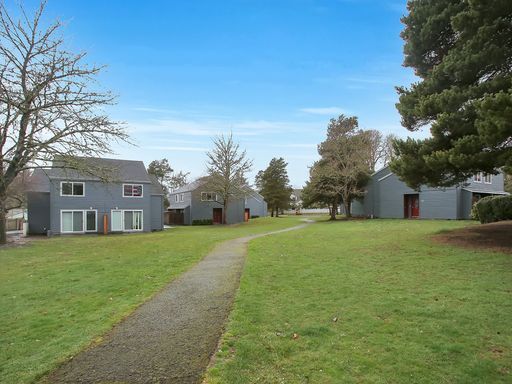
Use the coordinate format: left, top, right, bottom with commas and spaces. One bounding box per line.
49, 179, 153, 233
27, 192, 50, 234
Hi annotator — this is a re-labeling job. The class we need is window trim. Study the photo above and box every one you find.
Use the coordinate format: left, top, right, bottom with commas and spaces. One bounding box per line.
483, 173, 492, 184
60, 209, 97, 233
201, 192, 217, 202
180, 193, 184, 202
110, 209, 144, 232
473, 173, 482, 183
60, 181, 85, 197
122, 183, 144, 198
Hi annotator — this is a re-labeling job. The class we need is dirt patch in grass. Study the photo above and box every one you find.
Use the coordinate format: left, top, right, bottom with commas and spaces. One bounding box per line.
433, 221, 512, 254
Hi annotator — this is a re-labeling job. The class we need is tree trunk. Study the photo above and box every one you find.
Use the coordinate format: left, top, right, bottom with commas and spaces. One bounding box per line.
223, 198, 228, 225
329, 200, 337, 220
344, 200, 352, 218
0, 198, 6, 245
271, 208, 274, 217
275, 206, 279, 217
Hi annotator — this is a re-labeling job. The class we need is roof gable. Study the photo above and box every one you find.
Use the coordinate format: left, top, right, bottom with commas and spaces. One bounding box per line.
46, 157, 152, 183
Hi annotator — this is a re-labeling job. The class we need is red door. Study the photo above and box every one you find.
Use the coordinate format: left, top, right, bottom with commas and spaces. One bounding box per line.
212, 208, 223, 224
244, 209, 250, 222
404, 194, 420, 218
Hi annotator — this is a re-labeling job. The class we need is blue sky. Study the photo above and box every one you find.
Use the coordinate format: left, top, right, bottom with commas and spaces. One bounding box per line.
14, 0, 427, 187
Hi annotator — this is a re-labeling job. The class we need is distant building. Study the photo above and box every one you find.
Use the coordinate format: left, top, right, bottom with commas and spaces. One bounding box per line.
27, 158, 165, 235
352, 165, 509, 219
167, 178, 267, 225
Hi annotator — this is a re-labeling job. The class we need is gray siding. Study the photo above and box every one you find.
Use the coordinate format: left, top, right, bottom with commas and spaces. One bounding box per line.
169, 188, 248, 225
190, 189, 244, 224
358, 166, 507, 220
150, 195, 164, 231
465, 173, 505, 192
49, 179, 153, 233
184, 206, 191, 225
459, 189, 474, 220
245, 195, 267, 217
377, 173, 415, 218
27, 192, 50, 234
419, 188, 457, 219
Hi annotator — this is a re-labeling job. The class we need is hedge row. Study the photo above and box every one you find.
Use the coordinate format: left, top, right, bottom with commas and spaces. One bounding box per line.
472, 195, 512, 224
192, 219, 213, 226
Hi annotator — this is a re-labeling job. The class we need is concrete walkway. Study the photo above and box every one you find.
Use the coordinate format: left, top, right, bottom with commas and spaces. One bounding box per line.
47, 222, 310, 384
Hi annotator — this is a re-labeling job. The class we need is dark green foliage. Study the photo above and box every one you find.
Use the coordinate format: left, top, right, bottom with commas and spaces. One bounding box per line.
250, 215, 260, 219
255, 158, 292, 217
148, 159, 190, 208
473, 195, 512, 223
391, 0, 512, 189
192, 219, 213, 226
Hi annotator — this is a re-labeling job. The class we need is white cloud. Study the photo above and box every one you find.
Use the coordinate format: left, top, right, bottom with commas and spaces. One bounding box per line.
270, 143, 317, 149
145, 146, 208, 152
127, 118, 318, 138
133, 107, 178, 114
300, 107, 349, 115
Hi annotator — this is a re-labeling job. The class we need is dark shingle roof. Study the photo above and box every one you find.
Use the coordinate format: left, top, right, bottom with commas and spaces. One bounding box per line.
170, 178, 208, 194
46, 157, 152, 183
27, 168, 51, 192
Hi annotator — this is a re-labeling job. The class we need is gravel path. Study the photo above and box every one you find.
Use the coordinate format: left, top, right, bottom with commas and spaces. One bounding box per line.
47, 222, 310, 384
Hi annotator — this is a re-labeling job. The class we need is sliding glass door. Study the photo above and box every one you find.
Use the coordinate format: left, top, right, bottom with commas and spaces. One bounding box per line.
61, 210, 96, 233
111, 210, 143, 232
111, 210, 123, 231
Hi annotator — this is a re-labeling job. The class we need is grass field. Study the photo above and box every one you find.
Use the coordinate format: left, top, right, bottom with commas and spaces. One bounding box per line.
0, 216, 303, 384
206, 219, 512, 384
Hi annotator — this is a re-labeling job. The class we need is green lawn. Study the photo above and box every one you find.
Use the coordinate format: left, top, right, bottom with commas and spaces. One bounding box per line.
0, 216, 304, 384
206, 219, 512, 384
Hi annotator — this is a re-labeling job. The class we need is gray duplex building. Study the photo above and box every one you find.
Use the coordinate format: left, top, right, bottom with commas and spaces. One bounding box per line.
27, 158, 164, 235
352, 165, 508, 219
167, 178, 267, 225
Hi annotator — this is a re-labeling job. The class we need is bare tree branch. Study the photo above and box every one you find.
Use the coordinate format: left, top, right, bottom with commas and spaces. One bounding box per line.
0, 1, 130, 243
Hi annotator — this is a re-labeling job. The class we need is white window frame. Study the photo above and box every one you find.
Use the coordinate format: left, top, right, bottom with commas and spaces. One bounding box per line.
175, 194, 179, 202
473, 173, 482, 183
60, 209, 97, 233
110, 209, 144, 232
483, 173, 492, 184
60, 181, 85, 197
122, 183, 144, 198
201, 192, 217, 202
180, 193, 184, 202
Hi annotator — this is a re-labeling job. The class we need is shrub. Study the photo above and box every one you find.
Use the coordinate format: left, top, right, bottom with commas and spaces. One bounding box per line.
192, 219, 213, 226
250, 215, 260, 219
473, 195, 512, 224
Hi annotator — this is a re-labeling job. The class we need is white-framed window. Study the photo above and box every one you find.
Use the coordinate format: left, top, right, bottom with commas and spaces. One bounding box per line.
123, 184, 143, 198
175, 194, 179, 202
180, 193, 184, 202
201, 192, 217, 201
60, 181, 85, 197
111, 209, 143, 232
473, 172, 492, 184
60, 210, 97, 233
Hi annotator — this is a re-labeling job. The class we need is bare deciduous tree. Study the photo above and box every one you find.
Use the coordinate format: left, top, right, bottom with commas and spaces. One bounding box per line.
0, 2, 129, 243
317, 115, 371, 219
205, 134, 252, 224
363, 130, 398, 172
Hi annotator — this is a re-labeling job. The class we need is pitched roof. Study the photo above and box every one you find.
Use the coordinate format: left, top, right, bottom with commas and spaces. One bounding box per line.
46, 157, 152, 183
170, 178, 208, 194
